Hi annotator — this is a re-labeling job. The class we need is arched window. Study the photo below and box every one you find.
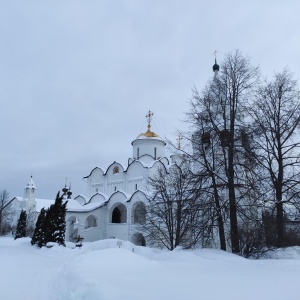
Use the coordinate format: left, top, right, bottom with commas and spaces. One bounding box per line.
132, 202, 146, 224
85, 215, 97, 229
113, 166, 119, 174
137, 148, 140, 159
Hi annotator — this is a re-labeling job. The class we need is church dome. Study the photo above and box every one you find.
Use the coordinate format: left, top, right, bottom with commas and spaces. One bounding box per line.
132, 111, 166, 160
137, 126, 160, 139
213, 59, 220, 72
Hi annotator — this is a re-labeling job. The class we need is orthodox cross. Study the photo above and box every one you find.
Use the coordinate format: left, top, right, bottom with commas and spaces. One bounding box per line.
213, 50, 218, 60
146, 110, 154, 129
176, 134, 182, 150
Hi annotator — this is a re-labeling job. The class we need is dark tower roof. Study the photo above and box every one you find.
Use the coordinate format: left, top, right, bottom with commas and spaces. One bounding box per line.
212, 58, 220, 72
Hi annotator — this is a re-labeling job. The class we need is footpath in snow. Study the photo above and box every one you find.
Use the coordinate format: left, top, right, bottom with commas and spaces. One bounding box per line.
1, 237, 300, 300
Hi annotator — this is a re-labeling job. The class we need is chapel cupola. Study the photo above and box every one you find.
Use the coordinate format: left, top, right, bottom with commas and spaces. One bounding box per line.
170, 134, 184, 165
132, 110, 166, 160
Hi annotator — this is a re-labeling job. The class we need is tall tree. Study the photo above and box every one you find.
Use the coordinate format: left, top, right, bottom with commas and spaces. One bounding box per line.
188, 50, 260, 253
248, 69, 300, 247
31, 192, 68, 247
15, 210, 27, 239
31, 207, 47, 246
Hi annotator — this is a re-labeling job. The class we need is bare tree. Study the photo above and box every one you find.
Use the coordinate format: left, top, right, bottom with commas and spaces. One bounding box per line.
140, 162, 205, 250
0, 189, 14, 235
188, 50, 260, 253
248, 69, 300, 247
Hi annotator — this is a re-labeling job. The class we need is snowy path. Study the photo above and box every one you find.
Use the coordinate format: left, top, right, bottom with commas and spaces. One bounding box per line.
1, 237, 300, 300
0, 238, 77, 300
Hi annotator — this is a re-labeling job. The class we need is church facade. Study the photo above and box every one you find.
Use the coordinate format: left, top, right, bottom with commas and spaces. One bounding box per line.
10, 112, 180, 246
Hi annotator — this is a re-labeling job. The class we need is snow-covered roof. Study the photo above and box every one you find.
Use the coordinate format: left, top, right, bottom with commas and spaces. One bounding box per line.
66, 199, 107, 212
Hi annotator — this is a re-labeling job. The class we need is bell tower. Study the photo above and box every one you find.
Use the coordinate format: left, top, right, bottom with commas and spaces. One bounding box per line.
23, 175, 36, 211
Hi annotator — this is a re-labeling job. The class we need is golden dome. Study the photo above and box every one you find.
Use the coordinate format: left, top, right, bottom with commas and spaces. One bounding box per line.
137, 125, 160, 138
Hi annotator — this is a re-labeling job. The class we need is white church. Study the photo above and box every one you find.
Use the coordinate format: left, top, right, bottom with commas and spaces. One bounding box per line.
10, 111, 182, 246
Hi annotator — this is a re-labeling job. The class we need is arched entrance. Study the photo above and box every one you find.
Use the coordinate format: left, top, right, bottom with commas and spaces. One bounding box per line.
111, 203, 127, 223
131, 232, 146, 246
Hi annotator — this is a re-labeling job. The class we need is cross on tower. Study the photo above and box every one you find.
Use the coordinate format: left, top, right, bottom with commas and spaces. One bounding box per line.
213, 50, 218, 60
176, 134, 182, 150
146, 110, 154, 129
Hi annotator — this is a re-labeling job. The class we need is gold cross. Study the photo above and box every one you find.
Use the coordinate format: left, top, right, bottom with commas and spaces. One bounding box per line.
146, 110, 154, 127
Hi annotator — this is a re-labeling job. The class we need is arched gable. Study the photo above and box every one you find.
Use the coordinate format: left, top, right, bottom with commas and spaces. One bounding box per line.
88, 193, 107, 204
105, 161, 125, 175
159, 156, 169, 167
107, 190, 130, 207
151, 160, 168, 173
83, 167, 104, 179
129, 190, 147, 203
74, 195, 86, 205
126, 160, 147, 175
137, 154, 156, 164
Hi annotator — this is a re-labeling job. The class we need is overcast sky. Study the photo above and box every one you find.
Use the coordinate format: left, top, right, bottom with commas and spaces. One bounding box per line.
1, 0, 300, 199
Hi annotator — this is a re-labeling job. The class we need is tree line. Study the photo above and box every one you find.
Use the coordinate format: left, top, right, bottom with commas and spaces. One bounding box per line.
1, 191, 68, 247
140, 50, 300, 256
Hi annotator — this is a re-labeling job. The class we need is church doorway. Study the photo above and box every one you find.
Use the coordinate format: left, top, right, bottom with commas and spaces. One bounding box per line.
131, 232, 146, 246
111, 203, 127, 223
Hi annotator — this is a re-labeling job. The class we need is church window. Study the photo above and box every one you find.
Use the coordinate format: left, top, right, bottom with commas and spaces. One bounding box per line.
154, 147, 157, 159
114, 186, 117, 191
137, 148, 140, 159
135, 183, 137, 190
113, 166, 119, 174
85, 215, 97, 229
132, 202, 146, 224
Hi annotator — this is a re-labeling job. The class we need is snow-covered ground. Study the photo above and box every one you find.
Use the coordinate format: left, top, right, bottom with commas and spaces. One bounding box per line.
1, 237, 300, 300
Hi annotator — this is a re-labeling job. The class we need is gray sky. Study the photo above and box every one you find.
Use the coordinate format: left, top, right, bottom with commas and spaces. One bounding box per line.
1, 0, 300, 199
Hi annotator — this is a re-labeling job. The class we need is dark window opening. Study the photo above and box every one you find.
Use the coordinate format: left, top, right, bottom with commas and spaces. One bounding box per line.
112, 207, 121, 223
